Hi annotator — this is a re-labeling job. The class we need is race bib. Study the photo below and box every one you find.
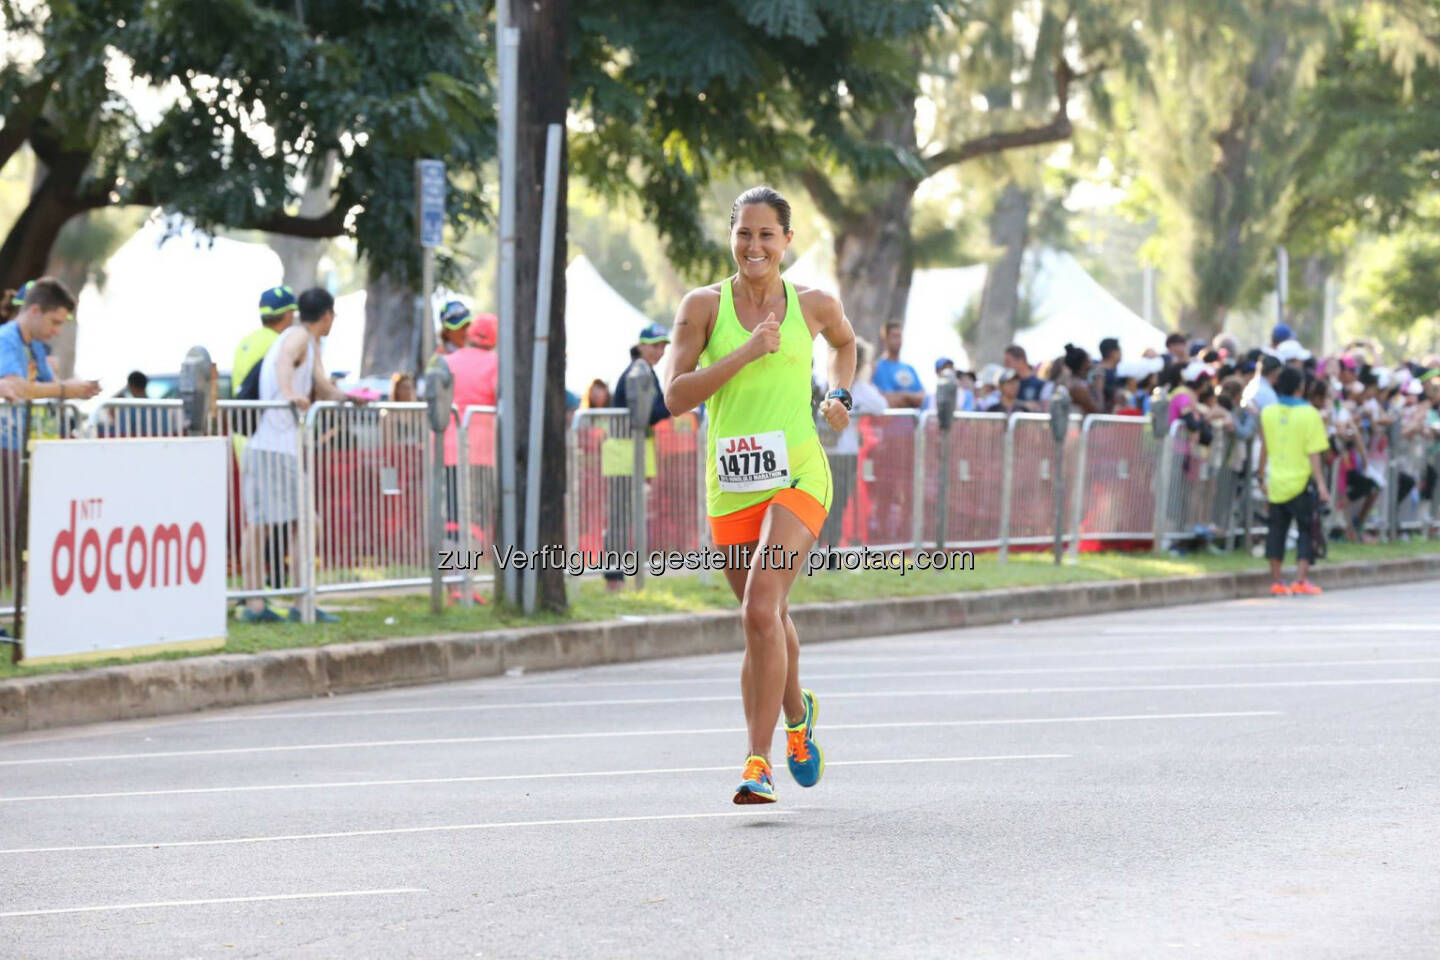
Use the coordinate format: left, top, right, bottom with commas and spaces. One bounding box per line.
716, 430, 790, 492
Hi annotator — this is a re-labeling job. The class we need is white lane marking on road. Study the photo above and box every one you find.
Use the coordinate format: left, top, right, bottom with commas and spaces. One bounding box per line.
0, 811, 798, 856
0, 888, 426, 919
0, 754, 1069, 804
0, 712, 1278, 767
203, 659, 1440, 719
1098, 624, 1439, 636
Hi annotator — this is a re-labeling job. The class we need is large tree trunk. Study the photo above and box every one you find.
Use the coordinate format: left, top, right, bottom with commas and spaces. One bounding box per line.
45, 251, 86, 380
509, 0, 569, 612
267, 152, 337, 289
1297, 254, 1328, 343
0, 154, 89, 292
361, 270, 417, 377
974, 182, 1032, 366
832, 178, 917, 349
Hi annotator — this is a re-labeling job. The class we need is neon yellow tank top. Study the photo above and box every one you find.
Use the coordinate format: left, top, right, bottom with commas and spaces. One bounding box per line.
700, 278, 826, 517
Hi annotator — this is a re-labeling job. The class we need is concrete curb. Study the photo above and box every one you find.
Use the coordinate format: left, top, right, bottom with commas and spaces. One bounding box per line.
4, 555, 1439, 735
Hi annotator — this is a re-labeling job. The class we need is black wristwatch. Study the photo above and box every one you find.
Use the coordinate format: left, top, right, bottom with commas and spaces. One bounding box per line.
825, 388, 852, 411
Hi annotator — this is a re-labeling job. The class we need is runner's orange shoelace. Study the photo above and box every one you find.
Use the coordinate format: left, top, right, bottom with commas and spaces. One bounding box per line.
786, 728, 810, 763
744, 756, 771, 782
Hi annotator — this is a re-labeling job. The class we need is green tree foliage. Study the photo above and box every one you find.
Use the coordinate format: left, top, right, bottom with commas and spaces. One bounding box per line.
1120, 0, 1340, 337
0, 0, 494, 289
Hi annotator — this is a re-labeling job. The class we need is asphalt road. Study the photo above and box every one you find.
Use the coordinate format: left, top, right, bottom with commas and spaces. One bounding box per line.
3, 582, 1439, 959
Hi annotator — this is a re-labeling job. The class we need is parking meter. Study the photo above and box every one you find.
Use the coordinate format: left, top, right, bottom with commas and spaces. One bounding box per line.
1049, 386, 1071, 563
423, 354, 453, 613
626, 359, 654, 589
933, 372, 958, 550
179, 346, 213, 437
935, 372, 958, 432
627, 359, 654, 432
423, 354, 454, 434
1150, 387, 1170, 438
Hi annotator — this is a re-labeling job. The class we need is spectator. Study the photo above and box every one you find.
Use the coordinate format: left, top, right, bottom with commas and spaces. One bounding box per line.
240, 287, 354, 623
442, 307, 500, 598
987, 368, 1022, 415
1002, 344, 1045, 410
1098, 337, 1122, 410
818, 338, 887, 549
0, 280, 31, 324
437, 300, 472, 354
234, 285, 296, 397
956, 369, 977, 413
606, 323, 671, 590
934, 356, 955, 379
1275, 338, 1310, 369
1061, 344, 1101, 415
1271, 322, 1294, 350
873, 322, 925, 408
1258, 366, 1330, 596
1242, 355, 1282, 412
1165, 332, 1189, 368
584, 378, 612, 409
389, 372, 416, 402
0, 277, 99, 402
614, 323, 671, 426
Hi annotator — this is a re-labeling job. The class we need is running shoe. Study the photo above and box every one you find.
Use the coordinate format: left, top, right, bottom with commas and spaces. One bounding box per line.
785, 688, 825, 788
1290, 579, 1324, 596
239, 604, 284, 623
287, 606, 340, 623
1270, 581, 1292, 596
732, 755, 777, 805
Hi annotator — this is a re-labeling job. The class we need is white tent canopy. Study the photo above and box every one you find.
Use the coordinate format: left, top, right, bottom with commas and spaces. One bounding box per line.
785, 244, 1163, 392
1010, 247, 1167, 365
75, 221, 286, 389
563, 253, 654, 395
785, 248, 984, 394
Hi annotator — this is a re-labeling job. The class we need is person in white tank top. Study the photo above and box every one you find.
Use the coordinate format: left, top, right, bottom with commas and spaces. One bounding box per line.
239, 288, 358, 622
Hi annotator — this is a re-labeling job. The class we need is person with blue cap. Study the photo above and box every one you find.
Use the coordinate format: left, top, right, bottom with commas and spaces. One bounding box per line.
1271, 322, 1294, 349
603, 323, 672, 590
234, 285, 297, 397
437, 300, 472, 354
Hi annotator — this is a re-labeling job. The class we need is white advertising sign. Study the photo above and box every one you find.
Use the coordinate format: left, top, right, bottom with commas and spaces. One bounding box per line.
25, 437, 228, 662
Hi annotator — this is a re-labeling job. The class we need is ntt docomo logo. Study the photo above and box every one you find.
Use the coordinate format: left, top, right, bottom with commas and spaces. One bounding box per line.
51, 499, 206, 596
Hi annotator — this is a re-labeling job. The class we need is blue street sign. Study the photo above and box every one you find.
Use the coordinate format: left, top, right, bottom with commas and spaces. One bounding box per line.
416, 159, 446, 248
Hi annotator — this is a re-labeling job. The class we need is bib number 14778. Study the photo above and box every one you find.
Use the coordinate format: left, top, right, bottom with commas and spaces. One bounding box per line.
716, 430, 790, 492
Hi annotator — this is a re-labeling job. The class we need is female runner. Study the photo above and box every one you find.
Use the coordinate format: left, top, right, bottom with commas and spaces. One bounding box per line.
663, 186, 856, 804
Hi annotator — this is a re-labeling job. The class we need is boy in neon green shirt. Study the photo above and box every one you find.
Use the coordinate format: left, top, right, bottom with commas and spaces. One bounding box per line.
1258, 366, 1331, 595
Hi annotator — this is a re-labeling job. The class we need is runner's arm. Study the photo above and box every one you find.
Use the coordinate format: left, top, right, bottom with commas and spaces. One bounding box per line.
663, 291, 756, 416
309, 345, 350, 403
814, 293, 856, 393
275, 332, 310, 408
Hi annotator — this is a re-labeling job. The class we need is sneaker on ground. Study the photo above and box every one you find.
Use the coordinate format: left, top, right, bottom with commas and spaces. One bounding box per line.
1270, 581, 1292, 596
241, 604, 285, 623
732, 755, 777, 805
1290, 580, 1323, 596
288, 606, 340, 623
785, 689, 825, 788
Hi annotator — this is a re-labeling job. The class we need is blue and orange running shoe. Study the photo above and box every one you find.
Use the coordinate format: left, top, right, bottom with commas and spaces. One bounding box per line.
732, 755, 777, 805
785, 688, 825, 788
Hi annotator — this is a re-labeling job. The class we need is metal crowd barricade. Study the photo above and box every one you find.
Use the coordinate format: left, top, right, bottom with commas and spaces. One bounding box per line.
1153, 419, 1234, 552
914, 410, 1008, 549
998, 412, 1081, 559
849, 410, 921, 549
213, 400, 308, 609
1066, 415, 1157, 558
649, 412, 704, 556
568, 408, 637, 578
302, 401, 451, 604
86, 398, 183, 438
455, 405, 499, 604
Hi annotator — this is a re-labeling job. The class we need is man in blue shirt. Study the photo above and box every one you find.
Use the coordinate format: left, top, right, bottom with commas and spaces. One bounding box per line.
872, 322, 925, 408
1002, 344, 1045, 411
0, 277, 98, 402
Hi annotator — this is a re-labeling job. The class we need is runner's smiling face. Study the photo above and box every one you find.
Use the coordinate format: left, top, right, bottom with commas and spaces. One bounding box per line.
731, 204, 791, 282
